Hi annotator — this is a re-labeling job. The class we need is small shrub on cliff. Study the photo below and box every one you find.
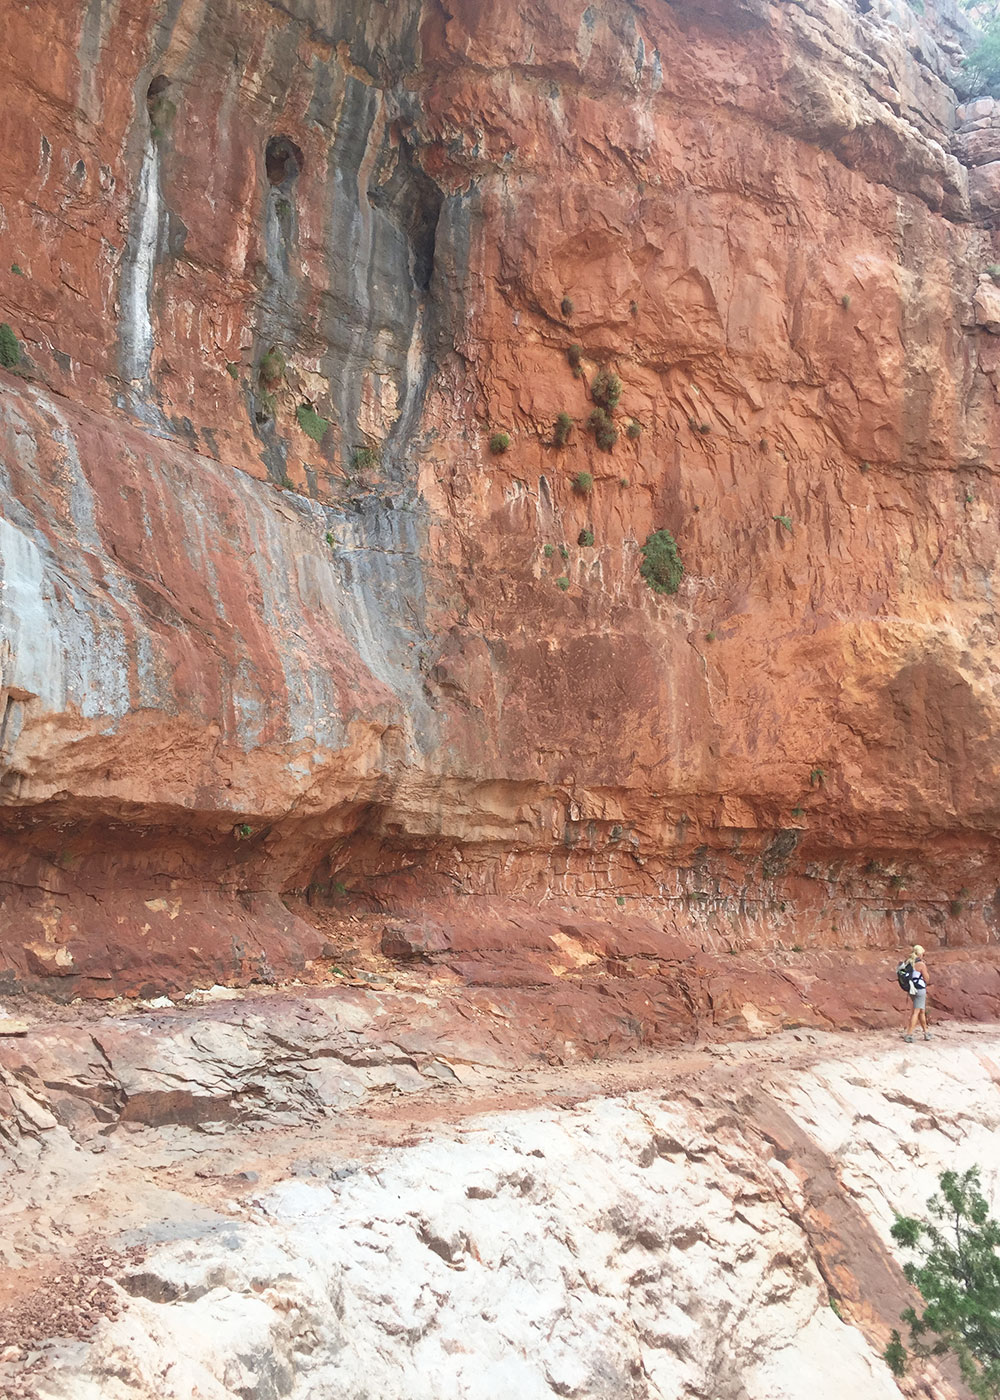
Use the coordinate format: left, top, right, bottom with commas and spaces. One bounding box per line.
567, 343, 584, 377
988, 264, 1000, 283
591, 367, 622, 410
561, 296, 574, 317
809, 767, 826, 787
10, 264, 23, 276
626, 419, 642, 440
296, 402, 329, 443
773, 513, 793, 532
578, 528, 594, 547
588, 408, 618, 451
544, 544, 554, 558
639, 529, 683, 596
555, 575, 570, 591
259, 348, 285, 389
884, 1167, 1000, 1398
489, 431, 510, 454
554, 412, 574, 446
0, 323, 21, 370
352, 446, 380, 472
573, 470, 593, 495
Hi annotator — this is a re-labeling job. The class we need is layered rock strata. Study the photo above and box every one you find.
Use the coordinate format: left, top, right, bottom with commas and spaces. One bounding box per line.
3, 0, 1000, 992
3, 1009, 997, 1399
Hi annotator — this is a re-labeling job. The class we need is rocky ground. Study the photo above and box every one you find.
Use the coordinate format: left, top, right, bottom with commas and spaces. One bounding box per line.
1, 976, 996, 1400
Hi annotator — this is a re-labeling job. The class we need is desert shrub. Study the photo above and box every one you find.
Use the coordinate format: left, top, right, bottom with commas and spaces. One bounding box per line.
561, 296, 574, 316
259, 347, 285, 388
773, 513, 793, 532
554, 411, 574, 446
588, 408, 618, 451
578, 528, 594, 547
965, 15, 1000, 98
489, 431, 510, 454
639, 529, 683, 595
351, 446, 380, 472
885, 1167, 1000, 1398
573, 470, 593, 495
543, 544, 554, 558
567, 344, 584, 377
555, 576, 570, 591
591, 367, 622, 410
626, 419, 642, 440
0, 323, 20, 369
296, 403, 328, 442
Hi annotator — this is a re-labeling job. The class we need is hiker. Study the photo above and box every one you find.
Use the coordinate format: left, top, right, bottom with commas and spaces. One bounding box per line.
901, 944, 931, 1043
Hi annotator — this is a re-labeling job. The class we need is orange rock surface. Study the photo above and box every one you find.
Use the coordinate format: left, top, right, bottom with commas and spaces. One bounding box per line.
2, 0, 1000, 1002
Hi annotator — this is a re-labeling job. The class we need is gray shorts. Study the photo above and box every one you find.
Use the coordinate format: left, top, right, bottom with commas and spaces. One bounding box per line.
911, 989, 927, 1011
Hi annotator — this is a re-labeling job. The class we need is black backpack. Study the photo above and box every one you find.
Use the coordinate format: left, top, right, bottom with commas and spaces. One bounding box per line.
896, 960, 914, 992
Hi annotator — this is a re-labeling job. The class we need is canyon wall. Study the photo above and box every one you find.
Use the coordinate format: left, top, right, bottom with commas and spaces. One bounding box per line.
3, 0, 1000, 995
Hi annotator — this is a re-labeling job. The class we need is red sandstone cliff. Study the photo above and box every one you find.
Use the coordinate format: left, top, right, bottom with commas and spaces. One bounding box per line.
2, 0, 1000, 1002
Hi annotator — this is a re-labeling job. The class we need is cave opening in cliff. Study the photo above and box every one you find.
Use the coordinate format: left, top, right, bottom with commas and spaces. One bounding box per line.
265, 136, 303, 189
368, 133, 443, 294
146, 75, 170, 102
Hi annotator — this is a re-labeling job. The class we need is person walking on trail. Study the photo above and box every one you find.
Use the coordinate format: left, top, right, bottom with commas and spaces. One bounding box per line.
902, 944, 931, 1043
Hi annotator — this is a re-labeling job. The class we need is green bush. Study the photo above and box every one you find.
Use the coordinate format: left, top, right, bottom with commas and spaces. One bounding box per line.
10, 264, 23, 276
591, 367, 622, 410
578, 528, 594, 547
561, 296, 574, 317
639, 529, 683, 596
352, 446, 380, 472
573, 470, 593, 495
226, 361, 240, 380
965, 17, 1000, 98
555, 576, 570, 591
259, 347, 285, 388
588, 408, 618, 451
567, 344, 584, 378
489, 431, 510, 454
0, 323, 20, 370
554, 411, 573, 446
559, 544, 569, 561
886, 1167, 1000, 1397
626, 419, 642, 440
543, 543, 554, 558
773, 513, 793, 532
296, 403, 328, 442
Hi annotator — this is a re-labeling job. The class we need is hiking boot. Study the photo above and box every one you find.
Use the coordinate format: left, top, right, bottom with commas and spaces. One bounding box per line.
903, 1035, 914, 1043
923, 1033, 933, 1041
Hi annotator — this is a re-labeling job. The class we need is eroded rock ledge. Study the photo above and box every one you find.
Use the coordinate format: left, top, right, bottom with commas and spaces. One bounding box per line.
2, 1005, 996, 1398
3, 0, 1000, 994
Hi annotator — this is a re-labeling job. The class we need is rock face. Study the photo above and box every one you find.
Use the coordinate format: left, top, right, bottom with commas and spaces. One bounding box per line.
3, 0, 1000, 994
3, 1006, 998, 1399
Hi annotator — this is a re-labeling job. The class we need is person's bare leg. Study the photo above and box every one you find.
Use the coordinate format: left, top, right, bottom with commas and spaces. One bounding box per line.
920, 1009, 931, 1038
905, 1003, 919, 1039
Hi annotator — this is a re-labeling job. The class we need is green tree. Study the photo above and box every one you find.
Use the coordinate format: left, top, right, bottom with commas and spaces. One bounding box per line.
885, 1167, 1000, 1399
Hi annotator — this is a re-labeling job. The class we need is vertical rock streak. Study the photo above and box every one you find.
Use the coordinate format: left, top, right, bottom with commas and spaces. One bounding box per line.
118, 137, 162, 387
